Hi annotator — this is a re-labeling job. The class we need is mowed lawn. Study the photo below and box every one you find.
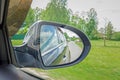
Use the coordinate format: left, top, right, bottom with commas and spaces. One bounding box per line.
12, 40, 120, 80
35, 40, 120, 80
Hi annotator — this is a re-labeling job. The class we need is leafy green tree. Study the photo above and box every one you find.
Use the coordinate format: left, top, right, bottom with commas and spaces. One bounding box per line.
99, 27, 105, 35
77, 18, 86, 32
71, 36, 77, 41
19, 7, 42, 35
69, 11, 87, 33
70, 12, 79, 25
24, 8, 35, 27
40, 0, 70, 24
111, 32, 120, 41
98, 27, 107, 46
70, 8, 98, 39
106, 21, 113, 40
86, 8, 98, 39
64, 32, 69, 38
33, 7, 42, 21
24, 7, 42, 27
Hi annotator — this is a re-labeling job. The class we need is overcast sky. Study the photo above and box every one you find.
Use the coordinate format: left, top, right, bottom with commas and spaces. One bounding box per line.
31, 0, 120, 31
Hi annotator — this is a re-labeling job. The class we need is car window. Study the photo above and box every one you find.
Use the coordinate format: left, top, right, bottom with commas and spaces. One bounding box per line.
8, 0, 120, 80
40, 25, 59, 53
57, 28, 66, 43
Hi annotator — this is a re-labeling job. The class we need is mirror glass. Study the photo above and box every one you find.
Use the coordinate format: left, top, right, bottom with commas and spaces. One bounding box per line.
40, 25, 84, 66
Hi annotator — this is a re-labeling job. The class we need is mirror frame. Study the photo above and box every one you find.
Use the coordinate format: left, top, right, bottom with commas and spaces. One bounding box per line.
37, 21, 91, 69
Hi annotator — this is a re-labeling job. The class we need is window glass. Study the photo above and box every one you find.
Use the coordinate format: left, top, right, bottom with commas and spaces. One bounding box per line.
57, 28, 65, 43
40, 25, 59, 53
8, 0, 120, 80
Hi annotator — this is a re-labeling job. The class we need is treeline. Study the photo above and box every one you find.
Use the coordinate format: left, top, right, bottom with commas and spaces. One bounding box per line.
18, 0, 120, 41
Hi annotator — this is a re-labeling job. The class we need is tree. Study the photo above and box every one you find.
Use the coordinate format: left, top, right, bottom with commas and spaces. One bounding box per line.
106, 21, 113, 40
33, 7, 42, 21
70, 12, 80, 27
40, 0, 70, 24
24, 8, 35, 27
99, 27, 106, 38
64, 32, 70, 40
86, 8, 98, 39
25, 7, 42, 27
111, 32, 120, 41
69, 11, 87, 33
19, 7, 42, 35
99, 27, 106, 46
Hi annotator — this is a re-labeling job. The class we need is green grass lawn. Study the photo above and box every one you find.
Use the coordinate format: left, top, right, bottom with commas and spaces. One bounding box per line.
12, 40, 120, 80
35, 40, 120, 80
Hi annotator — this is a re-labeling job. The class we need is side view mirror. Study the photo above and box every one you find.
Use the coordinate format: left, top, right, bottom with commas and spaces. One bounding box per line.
14, 21, 91, 69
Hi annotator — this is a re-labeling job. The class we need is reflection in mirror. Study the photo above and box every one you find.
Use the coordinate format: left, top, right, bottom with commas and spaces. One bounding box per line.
40, 25, 84, 66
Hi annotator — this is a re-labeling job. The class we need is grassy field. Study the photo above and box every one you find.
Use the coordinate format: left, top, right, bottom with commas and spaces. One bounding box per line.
35, 40, 120, 80
12, 40, 120, 80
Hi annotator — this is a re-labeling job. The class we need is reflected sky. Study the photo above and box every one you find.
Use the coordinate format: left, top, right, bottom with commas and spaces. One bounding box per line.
60, 28, 79, 38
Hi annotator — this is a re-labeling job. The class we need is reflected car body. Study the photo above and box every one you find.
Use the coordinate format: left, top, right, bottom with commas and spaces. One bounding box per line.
40, 25, 71, 66
14, 21, 71, 67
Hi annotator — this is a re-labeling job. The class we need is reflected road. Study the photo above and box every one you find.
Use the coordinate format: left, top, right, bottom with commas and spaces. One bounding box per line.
68, 41, 82, 62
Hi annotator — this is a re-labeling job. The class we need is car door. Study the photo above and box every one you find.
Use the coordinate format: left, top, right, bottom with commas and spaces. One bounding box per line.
55, 28, 71, 64
40, 25, 60, 66
40, 25, 71, 66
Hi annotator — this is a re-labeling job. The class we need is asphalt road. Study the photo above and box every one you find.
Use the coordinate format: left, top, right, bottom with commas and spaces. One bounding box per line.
68, 41, 82, 62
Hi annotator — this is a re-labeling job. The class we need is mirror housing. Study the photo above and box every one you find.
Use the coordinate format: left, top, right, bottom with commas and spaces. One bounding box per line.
14, 21, 91, 69
38, 21, 91, 69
